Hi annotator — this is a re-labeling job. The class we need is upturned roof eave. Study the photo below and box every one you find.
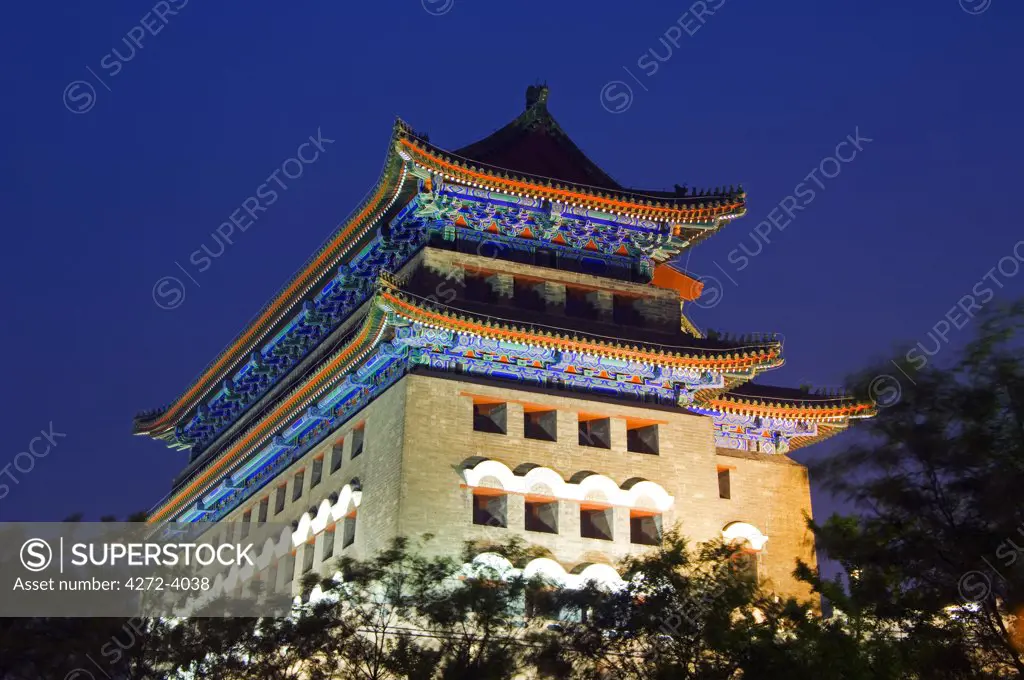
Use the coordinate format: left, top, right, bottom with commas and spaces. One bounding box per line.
401, 134, 746, 223
148, 275, 789, 522
133, 122, 416, 438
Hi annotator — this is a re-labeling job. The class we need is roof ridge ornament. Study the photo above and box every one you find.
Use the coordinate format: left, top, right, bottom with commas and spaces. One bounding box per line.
525, 83, 549, 111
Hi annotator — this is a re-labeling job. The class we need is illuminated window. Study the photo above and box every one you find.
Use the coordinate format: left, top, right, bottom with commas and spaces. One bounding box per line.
322, 528, 335, 560
630, 510, 662, 545
351, 424, 365, 459
730, 542, 759, 583
343, 511, 357, 548
311, 457, 323, 489
524, 409, 557, 441
525, 497, 558, 534
330, 440, 344, 472
239, 510, 251, 540
718, 468, 732, 500
626, 423, 659, 455
302, 543, 315, 574
266, 561, 278, 593
473, 490, 507, 528
578, 415, 611, 449
473, 401, 507, 434
722, 523, 766, 584
580, 504, 614, 541
283, 553, 295, 585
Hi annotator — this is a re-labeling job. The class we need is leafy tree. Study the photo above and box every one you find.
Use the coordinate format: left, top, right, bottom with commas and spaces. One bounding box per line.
537, 531, 770, 679
804, 299, 1024, 678
299, 535, 551, 680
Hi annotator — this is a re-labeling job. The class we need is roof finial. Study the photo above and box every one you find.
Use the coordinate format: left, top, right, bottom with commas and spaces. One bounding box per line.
526, 83, 549, 110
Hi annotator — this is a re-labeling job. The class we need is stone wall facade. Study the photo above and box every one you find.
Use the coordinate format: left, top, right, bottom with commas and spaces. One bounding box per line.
218, 373, 815, 603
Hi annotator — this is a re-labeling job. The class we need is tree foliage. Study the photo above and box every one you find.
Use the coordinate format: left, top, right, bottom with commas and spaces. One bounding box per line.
803, 299, 1024, 678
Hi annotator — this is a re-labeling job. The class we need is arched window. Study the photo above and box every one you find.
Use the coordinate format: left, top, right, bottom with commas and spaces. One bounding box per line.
721, 522, 768, 583
729, 539, 759, 583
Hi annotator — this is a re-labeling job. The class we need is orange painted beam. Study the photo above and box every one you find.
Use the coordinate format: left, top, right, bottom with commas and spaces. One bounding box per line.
651, 264, 703, 301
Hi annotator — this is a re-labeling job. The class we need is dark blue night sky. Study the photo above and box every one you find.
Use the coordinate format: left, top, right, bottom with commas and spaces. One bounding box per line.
1, 0, 1022, 543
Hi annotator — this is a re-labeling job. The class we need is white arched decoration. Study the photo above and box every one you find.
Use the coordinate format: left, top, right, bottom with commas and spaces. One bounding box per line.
291, 483, 362, 547
625, 481, 672, 511
521, 466, 563, 497
305, 577, 343, 606
466, 552, 517, 578
461, 554, 626, 591
521, 557, 568, 585
188, 525, 296, 614
577, 474, 618, 503
462, 461, 673, 512
722, 522, 769, 551
189, 483, 361, 614
575, 563, 624, 590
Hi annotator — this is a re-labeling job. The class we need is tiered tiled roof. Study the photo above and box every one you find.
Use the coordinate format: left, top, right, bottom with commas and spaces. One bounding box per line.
381, 285, 784, 373
147, 273, 794, 523
134, 86, 748, 449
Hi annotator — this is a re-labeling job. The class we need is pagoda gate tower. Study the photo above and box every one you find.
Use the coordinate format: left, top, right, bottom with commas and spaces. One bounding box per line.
136, 86, 874, 601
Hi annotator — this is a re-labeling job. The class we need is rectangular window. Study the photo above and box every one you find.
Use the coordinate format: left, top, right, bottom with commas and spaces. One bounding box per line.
524, 408, 557, 441
630, 510, 662, 545
266, 561, 278, 594
472, 490, 507, 528
284, 553, 295, 585
302, 543, 315, 574
240, 510, 251, 539
525, 588, 560, 619
331, 440, 344, 473
578, 415, 611, 449
718, 468, 731, 500
513, 279, 545, 312
311, 457, 323, 489
258, 497, 269, 525
473, 401, 507, 434
351, 424, 365, 459
322, 528, 335, 560
613, 294, 644, 326
580, 504, 614, 541
565, 287, 595, 318
464, 272, 496, 303
292, 469, 305, 502
275, 485, 286, 515
525, 497, 558, 534
626, 423, 659, 455
343, 512, 357, 548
